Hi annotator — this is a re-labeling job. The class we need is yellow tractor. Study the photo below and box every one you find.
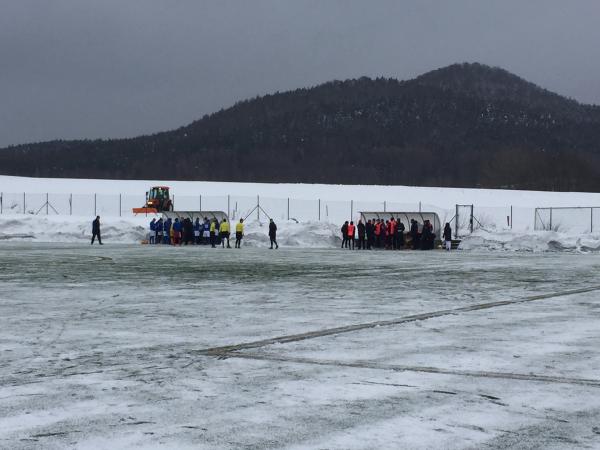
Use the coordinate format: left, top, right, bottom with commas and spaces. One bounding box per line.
132, 186, 174, 214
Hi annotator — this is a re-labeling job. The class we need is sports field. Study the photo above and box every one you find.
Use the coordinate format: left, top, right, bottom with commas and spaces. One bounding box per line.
1, 243, 600, 449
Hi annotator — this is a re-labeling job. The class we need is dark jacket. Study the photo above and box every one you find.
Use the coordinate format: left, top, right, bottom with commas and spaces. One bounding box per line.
410, 221, 418, 236
269, 221, 277, 237
443, 225, 452, 241
341, 223, 348, 236
357, 222, 366, 237
92, 218, 100, 233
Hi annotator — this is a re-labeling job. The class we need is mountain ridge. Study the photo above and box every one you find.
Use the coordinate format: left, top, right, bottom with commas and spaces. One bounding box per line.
2, 62, 600, 191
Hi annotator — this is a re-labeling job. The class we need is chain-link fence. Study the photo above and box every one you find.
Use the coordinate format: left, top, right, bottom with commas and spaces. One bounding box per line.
534, 207, 599, 233
0, 191, 563, 234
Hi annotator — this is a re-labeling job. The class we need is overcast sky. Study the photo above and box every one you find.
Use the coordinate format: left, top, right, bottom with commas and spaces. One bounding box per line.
1, 0, 600, 147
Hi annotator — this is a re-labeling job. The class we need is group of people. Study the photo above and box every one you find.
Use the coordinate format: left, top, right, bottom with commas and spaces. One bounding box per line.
341, 218, 453, 251
148, 217, 279, 249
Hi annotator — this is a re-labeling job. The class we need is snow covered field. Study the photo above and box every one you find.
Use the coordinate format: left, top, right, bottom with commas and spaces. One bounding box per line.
1, 243, 600, 449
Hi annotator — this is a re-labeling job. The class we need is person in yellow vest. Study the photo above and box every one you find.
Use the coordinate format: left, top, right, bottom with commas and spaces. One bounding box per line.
210, 219, 217, 248
235, 218, 244, 248
219, 218, 231, 248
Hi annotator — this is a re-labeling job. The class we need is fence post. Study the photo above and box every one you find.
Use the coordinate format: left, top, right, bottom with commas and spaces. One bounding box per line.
119, 194, 122, 217
470, 204, 474, 233
287, 198, 290, 221
23, 192, 26, 214
383, 201, 386, 213
70, 194, 72, 216
419, 201, 421, 212
591, 208, 594, 234
227, 195, 230, 220
318, 199, 321, 221
256, 195, 260, 222
0, 192, 2, 214
454, 204, 459, 239
46, 193, 49, 215
94, 193, 97, 216
510, 205, 513, 229
199, 195, 202, 212
350, 200, 353, 220
549, 208, 553, 230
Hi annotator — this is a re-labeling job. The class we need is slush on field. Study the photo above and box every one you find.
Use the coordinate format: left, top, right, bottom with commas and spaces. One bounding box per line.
1, 243, 600, 449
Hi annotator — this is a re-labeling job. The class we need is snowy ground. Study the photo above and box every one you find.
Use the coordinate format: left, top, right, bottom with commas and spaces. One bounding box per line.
1, 243, 600, 449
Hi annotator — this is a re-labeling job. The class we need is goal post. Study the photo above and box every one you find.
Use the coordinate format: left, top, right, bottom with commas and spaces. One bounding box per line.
454, 204, 474, 238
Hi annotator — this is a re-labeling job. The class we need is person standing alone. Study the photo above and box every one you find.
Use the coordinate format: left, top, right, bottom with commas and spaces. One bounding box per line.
443, 222, 452, 251
269, 219, 279, 249
235, 218, 244, 248
91, 216, 103, 245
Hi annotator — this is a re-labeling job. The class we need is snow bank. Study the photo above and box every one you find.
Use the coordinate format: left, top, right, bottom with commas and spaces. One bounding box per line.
0, 215, 341, 247
2, 214, 599, 252
459, 229, 600, 252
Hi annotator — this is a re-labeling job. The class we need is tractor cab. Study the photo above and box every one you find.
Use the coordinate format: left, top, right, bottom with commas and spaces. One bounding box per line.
133, 186, 174, 214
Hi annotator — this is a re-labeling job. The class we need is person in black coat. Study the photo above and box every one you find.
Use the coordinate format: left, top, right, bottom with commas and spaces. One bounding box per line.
341, 221, 349, 248
91, 216, 103, 245
365, 219, 374, 249
410, 219, 420, 250
443, 222, 452, 251
269, 219, 279, 249
396, 220, 405, 249
357, 220, 366, 250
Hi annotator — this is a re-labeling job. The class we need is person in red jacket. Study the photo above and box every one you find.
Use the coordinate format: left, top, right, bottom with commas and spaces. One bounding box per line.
374, 219, 381, 248
347, 221, 356, 250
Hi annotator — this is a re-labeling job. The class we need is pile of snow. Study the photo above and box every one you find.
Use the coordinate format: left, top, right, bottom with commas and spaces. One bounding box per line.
0, 215, 341, 247
459, 229, 600, 252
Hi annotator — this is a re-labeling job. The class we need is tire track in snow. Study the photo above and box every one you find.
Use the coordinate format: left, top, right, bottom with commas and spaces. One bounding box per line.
228, 352, 600, 387
195, 284, 600, 356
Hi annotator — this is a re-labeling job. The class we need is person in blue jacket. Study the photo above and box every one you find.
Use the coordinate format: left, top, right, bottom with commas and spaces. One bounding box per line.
163, 218, 172, 245
172, 218, 182, 245
202, 217, 210, 245
149, 218, 156, 244
194, 218, 201, 245
155, 218, 163, 244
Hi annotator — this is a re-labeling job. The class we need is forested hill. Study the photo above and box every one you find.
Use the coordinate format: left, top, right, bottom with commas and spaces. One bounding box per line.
2, 62, 600, 191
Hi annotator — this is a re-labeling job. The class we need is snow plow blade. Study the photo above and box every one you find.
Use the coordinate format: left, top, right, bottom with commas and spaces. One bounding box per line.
132, 207, 159, 214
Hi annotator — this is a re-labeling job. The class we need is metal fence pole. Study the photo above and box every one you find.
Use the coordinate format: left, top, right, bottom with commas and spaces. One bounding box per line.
94, 193, 97, 216
257, 195, 260, 222
70, 194, 72, 216
591, 208, 594, 234
23, 192, 26, 214
383, 201, 386, 213
350, 200, 353, 220
227, 195, 230, 220
510, 205, 513, 229
46, 193, 49, 215
454, 204, 459, 239
318, 199, 321, 221
0, 192, 2, 214
549, 208, 553, 230
470, 205, 474, 233
199, 195, 202, 212
119, 194, 122, 217
287, 198, 290, 221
